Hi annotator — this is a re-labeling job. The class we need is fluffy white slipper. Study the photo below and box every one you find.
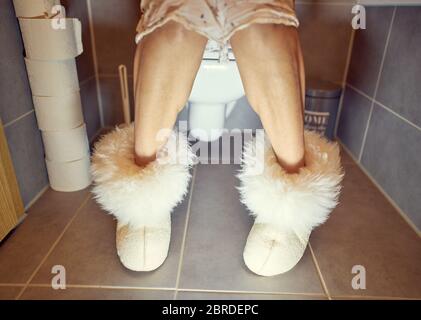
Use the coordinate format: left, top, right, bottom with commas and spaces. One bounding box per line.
91, 124, 195, 271
238, 131, 343, 276
116, 215, 171, 271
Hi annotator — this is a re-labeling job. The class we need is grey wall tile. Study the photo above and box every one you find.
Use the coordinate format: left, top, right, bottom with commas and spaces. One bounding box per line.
376, 7, 421, 128
80, 78, 101, 141
4, 113, 48, 206
62, 0, 95, 82
296, 3, 353, 83
361, 104, 421, 230
0, 0, 34, 124
90, 0, 139, 75
100, 76, 123, 126
99, 76, 134, 126
337, 86, 372, 158
347, 7, 394, 97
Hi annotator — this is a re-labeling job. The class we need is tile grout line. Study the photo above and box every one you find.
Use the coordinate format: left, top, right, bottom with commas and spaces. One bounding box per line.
338, 138, 421, 237
297, 1, 355, 6
19, 283, 328, 298
3, 110, 35, 129
87, 0, 105, 128
5, 282, 418, 300
0, 284, 26, 287
347, 83, 373, 102
11, 184, 50, 234
23, 283, 323, 296
374, 99, 421, 132
79, 74, 96, 87
176, 288, 326, 298
4, 282, 420, 300
308, 242, 331, 300
24, 283, 324, 297
334, 22, 356, 137
358, 6, 396, 162
340, 146, 359, 166
357, 102, 374, 163
26, 283, 175, 291
14, 193, 92, 300
173, 166, 198, 300
346, 83, 421, 132
337, 138, 361, 164
24, 185, 49, 211
331, 294, 421, 300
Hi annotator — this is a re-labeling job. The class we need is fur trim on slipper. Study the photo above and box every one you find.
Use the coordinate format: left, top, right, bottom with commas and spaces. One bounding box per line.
237, 130, 344, 235
91, 124, 195, 228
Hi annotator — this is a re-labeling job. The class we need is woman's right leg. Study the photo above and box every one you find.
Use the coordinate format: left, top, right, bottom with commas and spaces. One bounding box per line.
134, 21, 208, 166
92, 21, 207, 272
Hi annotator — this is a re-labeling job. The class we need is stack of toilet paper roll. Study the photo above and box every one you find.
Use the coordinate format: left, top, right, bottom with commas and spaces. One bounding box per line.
13, 0, 92, 192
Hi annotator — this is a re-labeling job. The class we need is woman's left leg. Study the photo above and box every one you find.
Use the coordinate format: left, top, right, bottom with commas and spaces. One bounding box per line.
231, 23, 305, 173
232, 24, 343, 276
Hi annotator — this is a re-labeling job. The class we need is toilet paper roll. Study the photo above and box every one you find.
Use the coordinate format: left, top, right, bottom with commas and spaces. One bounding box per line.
46, 156, 92, 192
42, 123, 90, 162
25, 58, 79, 96
33, 92, 84, 131
19, 18, 83, 60
13, 0, 60, 18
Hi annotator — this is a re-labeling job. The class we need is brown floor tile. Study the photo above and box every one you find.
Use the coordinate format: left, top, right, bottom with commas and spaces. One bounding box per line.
20, 286, 173, 300
30, 189, 191, 287
177, 291, 326, 300
179, 165, 324, 294
311, 164, 421, 298
0, 188, 90, 284
0, 286, 22, 300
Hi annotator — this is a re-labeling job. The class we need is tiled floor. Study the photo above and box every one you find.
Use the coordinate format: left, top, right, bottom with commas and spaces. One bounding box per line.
0, 148, 420, 300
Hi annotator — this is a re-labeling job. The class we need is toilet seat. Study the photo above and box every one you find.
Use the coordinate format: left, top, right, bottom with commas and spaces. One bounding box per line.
189, 40, 244, 142
203, 40, 236, 61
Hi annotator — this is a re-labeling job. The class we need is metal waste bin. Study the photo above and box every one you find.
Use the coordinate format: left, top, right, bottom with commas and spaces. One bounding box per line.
304, 79, 342, 140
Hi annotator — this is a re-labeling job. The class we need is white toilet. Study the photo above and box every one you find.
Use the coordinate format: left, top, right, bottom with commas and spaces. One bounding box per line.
188, 40, 245, 142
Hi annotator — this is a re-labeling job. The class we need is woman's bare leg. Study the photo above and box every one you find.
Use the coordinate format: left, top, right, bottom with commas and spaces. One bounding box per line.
230, 24, 305, 173
134, 21, 207, 166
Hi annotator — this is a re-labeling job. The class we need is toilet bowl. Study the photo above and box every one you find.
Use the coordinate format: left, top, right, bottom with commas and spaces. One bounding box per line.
188, 41, 244, 142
